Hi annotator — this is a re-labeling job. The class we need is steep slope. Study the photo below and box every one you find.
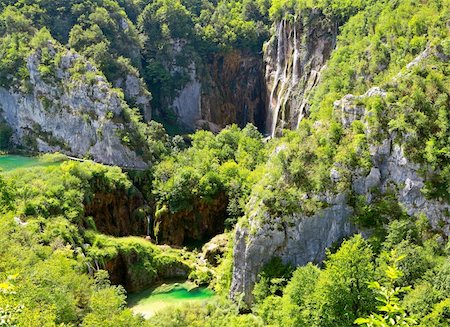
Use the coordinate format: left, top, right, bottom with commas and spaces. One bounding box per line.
171, 50, 267, 133
264, 10, 337, 136
230, 0, 450, 304
0, 37, 148, 168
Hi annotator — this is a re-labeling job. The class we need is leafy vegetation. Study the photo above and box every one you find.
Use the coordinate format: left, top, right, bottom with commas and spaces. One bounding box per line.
153, 124, 266, 228
0, 157, 200, 326
0, 0, 449, 326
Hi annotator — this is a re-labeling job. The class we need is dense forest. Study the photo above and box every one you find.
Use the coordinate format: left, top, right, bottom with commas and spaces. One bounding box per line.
0, 0, 449, 326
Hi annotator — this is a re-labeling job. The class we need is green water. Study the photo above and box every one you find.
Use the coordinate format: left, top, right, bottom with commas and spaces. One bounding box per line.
128, 282, 215, 318
0, 155, 45, 172
0, 155, 62, 172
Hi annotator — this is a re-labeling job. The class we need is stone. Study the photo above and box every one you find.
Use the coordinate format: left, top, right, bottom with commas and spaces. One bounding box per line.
330, 168, 341, 183
201, 233, 229, 266
0, 46, 147, 168
365, 167, 381, 190
264, 11, 337, 136
230, 201, 355, 305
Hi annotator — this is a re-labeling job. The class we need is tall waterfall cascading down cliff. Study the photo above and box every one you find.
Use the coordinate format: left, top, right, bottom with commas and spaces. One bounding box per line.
163, 10, 337, 136
264, 10, 337, 137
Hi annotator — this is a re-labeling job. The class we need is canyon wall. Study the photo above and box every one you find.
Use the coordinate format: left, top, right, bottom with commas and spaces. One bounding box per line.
264, 11, 337, 136
167, 50, 267, 133
0, 43, 147, 169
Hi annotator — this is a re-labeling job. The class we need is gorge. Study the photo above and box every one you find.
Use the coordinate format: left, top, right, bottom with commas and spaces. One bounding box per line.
0, 0, 449, 326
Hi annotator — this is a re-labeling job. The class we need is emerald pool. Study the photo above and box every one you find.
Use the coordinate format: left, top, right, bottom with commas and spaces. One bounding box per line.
0, 155, 60, 172
128, 282, 215, 318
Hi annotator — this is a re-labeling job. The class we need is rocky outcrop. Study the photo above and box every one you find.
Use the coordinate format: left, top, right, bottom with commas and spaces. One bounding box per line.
171, 63, 202, 129
264, 11, 337, 136
202, 233, 229, 266
154, 193, 228, 246
114, 74, 152, 121
84, 189, 146, 237
230, 85, 450, 305
105, 249, 190, 292
160, 48, 266, 132
231, 201, 355, 304
336, 84, 450, 235
0, 42, 147, 168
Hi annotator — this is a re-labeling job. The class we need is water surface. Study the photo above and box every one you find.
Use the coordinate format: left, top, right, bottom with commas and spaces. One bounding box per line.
128, 282, 215, 318
0, 155, 48, 172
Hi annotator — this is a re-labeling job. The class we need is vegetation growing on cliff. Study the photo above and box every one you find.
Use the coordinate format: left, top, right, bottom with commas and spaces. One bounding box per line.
0, 0, 449, 326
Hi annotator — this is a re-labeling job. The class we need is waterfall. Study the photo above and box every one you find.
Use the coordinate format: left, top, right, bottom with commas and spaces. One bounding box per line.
242, 103, 248, 126
292, 15, 300, 85
147, 215, 152, 237
269, 19, 287, 137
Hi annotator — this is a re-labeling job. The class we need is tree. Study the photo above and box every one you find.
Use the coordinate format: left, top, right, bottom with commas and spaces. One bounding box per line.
355, 251, 417, 327
314, 235, 376, 327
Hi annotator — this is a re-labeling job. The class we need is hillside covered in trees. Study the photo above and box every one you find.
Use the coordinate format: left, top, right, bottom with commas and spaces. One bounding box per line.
0, 0, 449, 326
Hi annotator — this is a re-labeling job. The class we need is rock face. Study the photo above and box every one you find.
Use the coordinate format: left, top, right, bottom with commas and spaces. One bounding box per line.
230, 86, 450, 305
202, 233, 229, 266
356, 136, 450, 236
162, 49, 267, 132
154, 193, 228, 246
231, 202, 355, 304
338, 86, 450, 235
114, 74, 152, 121
171, 63, 202, 129
84, 189, 146, 237
264, 11, 337, 136
0, 43, 147, 168
199, 51, 267, 132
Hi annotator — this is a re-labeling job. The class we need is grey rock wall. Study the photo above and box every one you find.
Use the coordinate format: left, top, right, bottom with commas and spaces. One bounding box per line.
264, 11, 337, 136
0, 44, 147, 168
230, 202, 355, 304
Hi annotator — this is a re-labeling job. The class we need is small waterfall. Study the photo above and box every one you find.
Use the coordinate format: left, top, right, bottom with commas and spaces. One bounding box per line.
242, 103, 248, 126
86, 262, 94, 275
147, 215, 152, 237
292, 15, 300, 85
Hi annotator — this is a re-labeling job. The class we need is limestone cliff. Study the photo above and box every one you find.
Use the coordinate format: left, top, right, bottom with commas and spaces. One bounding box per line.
199, 51, 267, 132
0, 41, 147, 168
160, 48, 266, 133
230, 86, 450, 305
264, 11, 337, 136
154, 193, 228, 246
84, 188, 146, 237
231, 199, 355, 305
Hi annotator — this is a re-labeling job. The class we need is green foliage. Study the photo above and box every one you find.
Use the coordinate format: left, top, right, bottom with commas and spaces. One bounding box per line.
0, 121, 12, 150
0, 159, 196, 325
355, 251, 417, 326
153, 124, 265, 226
147, 298, 263, 327
253, 257, 293, 304
269, 0, 371, 22
0, 0, 449, 326
351, 192, 409, 234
